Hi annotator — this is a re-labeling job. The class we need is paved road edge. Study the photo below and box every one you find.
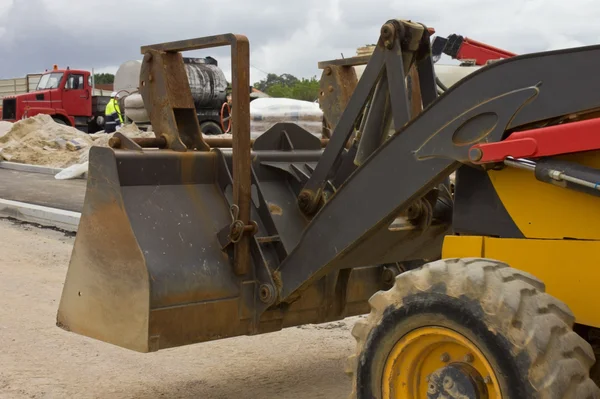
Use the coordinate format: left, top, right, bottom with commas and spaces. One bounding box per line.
0, 198, 81, 232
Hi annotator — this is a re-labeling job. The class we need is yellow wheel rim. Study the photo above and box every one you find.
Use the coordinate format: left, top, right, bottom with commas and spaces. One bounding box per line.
382, 326, 502, 398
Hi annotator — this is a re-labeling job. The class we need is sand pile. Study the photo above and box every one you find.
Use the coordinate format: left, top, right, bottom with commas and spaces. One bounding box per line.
0, 115, 154, 169
0, 115, 93, 168
78, 124, 155, 164
0, 121, 12, 138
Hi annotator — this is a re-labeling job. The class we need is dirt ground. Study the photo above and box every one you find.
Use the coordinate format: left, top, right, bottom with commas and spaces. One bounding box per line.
0, 218, 359, 399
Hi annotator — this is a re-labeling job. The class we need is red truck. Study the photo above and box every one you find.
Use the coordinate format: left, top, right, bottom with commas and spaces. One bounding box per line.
1, 66, 109, 133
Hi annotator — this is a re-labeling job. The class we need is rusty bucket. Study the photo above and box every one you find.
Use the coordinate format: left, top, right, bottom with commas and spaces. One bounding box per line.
56, 146, 248, 353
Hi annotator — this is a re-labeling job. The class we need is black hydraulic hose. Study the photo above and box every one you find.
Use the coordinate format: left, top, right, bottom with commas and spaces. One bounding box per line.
435, 76, 449, 92
505, 157, 600, 198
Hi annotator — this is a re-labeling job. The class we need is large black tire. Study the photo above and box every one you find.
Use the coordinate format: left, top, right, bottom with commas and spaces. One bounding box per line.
347, 258, 600, 399
200, 121, 223, 135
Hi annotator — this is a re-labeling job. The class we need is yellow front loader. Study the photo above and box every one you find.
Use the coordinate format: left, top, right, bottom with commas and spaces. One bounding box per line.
56, 19, 600, 398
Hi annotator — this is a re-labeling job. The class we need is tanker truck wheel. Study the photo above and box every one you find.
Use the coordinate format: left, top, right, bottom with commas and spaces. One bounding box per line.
200, 121, 223, 135
347, 258, 600, 399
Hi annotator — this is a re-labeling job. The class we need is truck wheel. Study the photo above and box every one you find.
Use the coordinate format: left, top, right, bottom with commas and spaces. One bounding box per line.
200, 121, 223, 135
52, 117, 67, 125
347, 258, 600, 399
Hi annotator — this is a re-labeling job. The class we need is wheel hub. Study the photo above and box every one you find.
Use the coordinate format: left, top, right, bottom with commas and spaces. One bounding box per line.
382, 326, 501, 398
427, 364, 488, 399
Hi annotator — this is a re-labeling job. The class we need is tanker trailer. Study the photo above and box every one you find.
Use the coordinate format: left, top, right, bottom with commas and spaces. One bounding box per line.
114, 56, 228, 135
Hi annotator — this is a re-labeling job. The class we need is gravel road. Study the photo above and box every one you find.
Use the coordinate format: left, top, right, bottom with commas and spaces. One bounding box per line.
0, 218, 359, 399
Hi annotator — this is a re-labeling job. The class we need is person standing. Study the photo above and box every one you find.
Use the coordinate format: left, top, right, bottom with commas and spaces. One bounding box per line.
104, 92, 123, 133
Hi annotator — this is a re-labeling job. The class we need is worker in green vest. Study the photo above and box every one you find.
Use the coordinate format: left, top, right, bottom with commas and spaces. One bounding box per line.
104, 92, 123, 133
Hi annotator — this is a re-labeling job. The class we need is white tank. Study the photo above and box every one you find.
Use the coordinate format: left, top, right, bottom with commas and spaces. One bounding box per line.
114, 60, 149, 123
115, 58, 229, 125
433, 64, 481, 87
353, 63, 481, 88
123, 93, 149, 124
114, 60, 142, 93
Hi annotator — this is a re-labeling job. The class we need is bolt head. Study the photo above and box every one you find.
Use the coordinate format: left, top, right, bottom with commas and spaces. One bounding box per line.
328, 85, 334, 93
380, 23, 394, 39
427, 382, 437, 394
259, 284, 274, 303
484, 376, 492, 384
464, 353, 474, 363
298, 191, 317, 214
325, 66, 332, 76
469, 147, 483, 162
382, 268, 395, 284
443, 376, 454, 390
440, 352, 450, 363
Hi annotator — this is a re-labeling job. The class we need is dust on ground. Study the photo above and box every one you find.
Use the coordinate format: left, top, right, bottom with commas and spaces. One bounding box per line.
0, 218, 358, 399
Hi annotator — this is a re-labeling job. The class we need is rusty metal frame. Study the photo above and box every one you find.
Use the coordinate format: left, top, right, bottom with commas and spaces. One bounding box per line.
141, 34, 252, 276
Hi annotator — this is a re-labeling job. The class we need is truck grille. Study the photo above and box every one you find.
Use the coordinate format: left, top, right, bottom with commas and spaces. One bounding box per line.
2, 98, 16, 120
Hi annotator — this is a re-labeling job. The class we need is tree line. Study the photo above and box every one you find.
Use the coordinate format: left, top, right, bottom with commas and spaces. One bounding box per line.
93, 72, 320, 102
93, 73, 114, 85
253, 73, 320, 102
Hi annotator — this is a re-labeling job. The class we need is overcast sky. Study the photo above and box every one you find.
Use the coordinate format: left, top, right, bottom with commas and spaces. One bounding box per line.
0, 0, 597, 83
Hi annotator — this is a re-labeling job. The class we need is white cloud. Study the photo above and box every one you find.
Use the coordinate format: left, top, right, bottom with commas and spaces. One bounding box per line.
1, 0, 600, 81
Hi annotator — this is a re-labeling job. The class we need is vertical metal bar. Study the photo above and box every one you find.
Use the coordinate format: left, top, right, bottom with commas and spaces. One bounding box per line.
231, 37, 252, 276
417, 53, 438, 108
385, 41, 411, 131
354, 68, 391, 166
408, 66, 422, 119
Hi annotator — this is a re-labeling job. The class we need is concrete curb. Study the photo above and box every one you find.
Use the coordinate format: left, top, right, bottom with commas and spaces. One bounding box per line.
0, 198, 81, 232
0, 161, 87, 179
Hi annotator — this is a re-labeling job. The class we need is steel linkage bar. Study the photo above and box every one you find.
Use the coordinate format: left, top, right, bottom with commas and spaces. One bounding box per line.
298, 20, 429, 214
415, 27, 438, 109
298, 47, 385, 214
267, 39, 600, 309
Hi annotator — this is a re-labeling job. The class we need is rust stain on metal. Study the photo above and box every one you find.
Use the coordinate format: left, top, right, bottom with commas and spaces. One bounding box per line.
408, 65, 422, 120
268, 203, 283, 216
139, 49, 209, 152
230, 35, 252, 276
318, 65, 358, 132
272, 269, 283, 294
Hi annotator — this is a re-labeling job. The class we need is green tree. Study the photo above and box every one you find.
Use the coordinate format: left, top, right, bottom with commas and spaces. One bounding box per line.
254, 73, 300, 93
256, 73, 320, 102
93, 73, 114, 85
289, 76, 320, 102
265, 84, 292, 98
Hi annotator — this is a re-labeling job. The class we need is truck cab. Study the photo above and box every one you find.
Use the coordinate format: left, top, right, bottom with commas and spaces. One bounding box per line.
1, 66, 108, 133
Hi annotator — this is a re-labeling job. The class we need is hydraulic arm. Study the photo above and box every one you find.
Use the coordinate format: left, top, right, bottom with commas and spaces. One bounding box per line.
57, 18, 600, 354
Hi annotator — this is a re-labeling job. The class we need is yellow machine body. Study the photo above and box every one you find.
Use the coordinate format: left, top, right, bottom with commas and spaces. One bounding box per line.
443, 150, 600, 328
